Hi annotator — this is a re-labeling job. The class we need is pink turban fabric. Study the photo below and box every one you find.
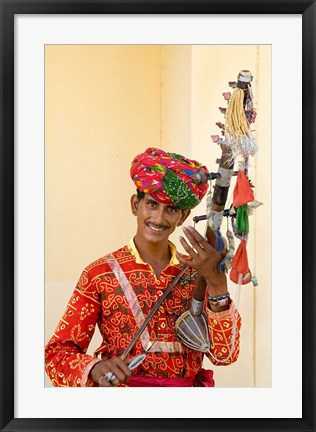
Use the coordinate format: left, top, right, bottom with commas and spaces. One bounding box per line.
130, 147, 209, 210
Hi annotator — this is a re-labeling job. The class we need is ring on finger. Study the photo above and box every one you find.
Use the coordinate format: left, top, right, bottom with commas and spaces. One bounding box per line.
105, 371, 116, 382
99, 371, 116, 385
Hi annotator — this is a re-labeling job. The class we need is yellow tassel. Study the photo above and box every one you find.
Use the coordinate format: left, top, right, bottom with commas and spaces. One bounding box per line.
225, 87, 250, 138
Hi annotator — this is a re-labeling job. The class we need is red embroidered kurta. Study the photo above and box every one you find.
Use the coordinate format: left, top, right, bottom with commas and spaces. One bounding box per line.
45, 241, 241, 387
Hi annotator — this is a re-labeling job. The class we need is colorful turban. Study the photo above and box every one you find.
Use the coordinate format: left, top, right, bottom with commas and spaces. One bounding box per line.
130, 147, 209, 210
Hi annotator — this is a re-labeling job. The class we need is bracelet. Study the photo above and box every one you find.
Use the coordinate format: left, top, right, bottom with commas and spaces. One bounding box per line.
208, 291, 230, 302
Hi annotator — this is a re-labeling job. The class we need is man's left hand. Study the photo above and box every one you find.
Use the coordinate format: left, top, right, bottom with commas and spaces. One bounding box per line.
176, 225, 228, 297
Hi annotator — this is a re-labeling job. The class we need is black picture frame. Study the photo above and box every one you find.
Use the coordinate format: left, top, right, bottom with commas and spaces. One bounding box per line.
1, 1, 314, 431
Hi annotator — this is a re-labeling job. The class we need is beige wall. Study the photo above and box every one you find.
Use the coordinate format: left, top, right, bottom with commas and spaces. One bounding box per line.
45, 44, 271, 388
45, 45, 162, 281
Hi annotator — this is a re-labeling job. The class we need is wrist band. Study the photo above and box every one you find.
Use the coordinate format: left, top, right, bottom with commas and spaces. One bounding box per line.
208, 291, 230, 302
208, 292, 230, 308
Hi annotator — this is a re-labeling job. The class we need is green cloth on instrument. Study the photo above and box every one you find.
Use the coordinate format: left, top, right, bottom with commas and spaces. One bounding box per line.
235, 205, 249, 233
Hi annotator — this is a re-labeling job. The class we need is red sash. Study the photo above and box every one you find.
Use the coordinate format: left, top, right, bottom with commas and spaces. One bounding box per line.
126, 368, 215, 387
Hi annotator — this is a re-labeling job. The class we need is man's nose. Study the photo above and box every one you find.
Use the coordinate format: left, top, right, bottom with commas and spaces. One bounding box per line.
153, 207, 166, 225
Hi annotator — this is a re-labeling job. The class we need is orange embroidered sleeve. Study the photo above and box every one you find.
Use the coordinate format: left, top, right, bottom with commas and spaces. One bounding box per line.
206, 300, 242, 366
45, 270, 101, 387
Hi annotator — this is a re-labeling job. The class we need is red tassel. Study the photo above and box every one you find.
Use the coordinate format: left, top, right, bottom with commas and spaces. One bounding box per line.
230, 239, 252, 285
233, 171, 254, 207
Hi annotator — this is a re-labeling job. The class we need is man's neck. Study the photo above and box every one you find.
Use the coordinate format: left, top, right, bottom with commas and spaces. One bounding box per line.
133, 236, 171, 277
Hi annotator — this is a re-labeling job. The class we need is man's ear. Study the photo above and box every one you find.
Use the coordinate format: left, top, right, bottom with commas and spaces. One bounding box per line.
177, 209, 191, 226
130, 194, 139, 216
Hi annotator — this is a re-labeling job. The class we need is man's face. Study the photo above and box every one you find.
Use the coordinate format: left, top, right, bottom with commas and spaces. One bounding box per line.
131, 193, 190, 244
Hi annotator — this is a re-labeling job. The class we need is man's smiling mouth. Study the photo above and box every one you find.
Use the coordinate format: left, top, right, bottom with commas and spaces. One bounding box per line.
146, 223, 169, 233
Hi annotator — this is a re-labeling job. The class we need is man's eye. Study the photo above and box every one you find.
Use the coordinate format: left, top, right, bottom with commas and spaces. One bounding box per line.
168, 206, 177, 212
147, 201, 156, 207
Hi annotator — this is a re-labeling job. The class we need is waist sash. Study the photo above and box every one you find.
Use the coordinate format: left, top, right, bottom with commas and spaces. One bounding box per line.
126, 368, 215, 387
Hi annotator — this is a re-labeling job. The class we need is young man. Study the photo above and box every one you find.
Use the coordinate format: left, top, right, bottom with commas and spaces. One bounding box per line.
45, 147, 241, 387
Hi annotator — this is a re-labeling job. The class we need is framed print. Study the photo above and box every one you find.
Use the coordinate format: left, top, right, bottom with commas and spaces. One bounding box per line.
1, 1, 315, 431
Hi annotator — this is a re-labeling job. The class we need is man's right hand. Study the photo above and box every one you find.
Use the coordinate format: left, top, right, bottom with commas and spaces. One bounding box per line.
90, 357, 132, 387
